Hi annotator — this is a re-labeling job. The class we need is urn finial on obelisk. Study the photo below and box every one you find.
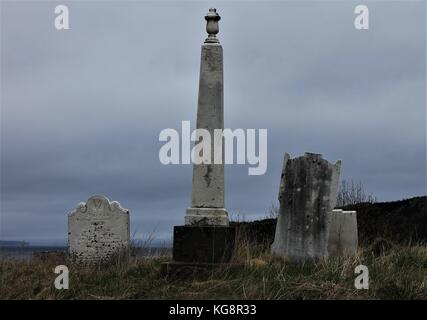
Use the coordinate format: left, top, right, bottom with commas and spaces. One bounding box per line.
205, 8, 221, 43
185, 8, 229, 226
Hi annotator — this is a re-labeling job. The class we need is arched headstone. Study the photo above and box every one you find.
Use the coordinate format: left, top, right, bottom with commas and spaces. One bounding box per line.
68, 195, 130, 264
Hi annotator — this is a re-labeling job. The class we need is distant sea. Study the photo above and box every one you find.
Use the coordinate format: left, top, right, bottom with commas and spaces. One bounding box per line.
0, 246, 67, 261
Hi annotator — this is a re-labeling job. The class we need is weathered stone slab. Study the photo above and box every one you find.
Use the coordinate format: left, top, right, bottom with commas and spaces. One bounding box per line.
68, 195, 130, 264
271, 153, 341, 261
328, 209, 358, 256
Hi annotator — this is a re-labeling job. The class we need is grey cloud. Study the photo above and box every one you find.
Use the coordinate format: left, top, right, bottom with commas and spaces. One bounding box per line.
0, 1, 425, 243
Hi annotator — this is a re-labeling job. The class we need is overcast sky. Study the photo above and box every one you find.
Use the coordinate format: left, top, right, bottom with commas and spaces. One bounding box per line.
1, 1, 425, 245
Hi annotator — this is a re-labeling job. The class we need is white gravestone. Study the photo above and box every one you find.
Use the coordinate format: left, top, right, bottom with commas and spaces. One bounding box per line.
68, 195, 130, 263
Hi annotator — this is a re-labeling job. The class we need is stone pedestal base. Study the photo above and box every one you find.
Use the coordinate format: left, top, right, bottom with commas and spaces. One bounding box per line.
185, 207, 229, 226
161, 225, 236, 276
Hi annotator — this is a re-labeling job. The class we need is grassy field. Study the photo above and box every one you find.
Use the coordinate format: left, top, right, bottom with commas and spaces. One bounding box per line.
1, 243, 426, 300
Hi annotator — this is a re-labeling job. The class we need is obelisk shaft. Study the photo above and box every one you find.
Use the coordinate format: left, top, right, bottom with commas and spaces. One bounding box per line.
191, 43, 224, 208
185, 8, 228, 226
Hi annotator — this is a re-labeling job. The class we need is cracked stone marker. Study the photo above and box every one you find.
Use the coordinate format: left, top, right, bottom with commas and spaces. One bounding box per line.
68, 195, 130, 264
271, 153, 341, 261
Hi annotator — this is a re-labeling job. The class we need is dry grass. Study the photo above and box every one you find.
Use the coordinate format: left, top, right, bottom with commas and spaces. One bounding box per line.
0, 243, 426, 300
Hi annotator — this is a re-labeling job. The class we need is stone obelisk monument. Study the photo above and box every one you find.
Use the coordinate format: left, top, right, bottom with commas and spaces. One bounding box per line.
162, 9, 235, 274
185, 8, 229, 226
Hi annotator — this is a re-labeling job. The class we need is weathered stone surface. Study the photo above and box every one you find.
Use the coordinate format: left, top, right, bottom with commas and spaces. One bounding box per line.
191, 44, 224, 210
68, 195, 130, 264
185, 10, 228, 226
328, 209, 358, 256
271, 153, 341, 261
